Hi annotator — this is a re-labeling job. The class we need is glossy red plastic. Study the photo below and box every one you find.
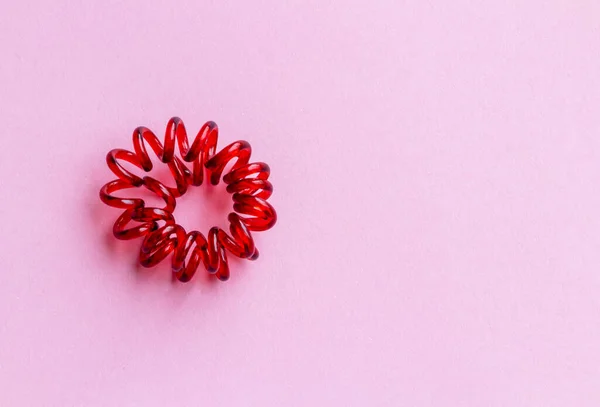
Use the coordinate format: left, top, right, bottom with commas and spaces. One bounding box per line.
99, 117, 277, 282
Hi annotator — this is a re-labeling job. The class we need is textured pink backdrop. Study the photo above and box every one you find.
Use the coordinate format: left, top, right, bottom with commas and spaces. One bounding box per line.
1, 1, 600, 405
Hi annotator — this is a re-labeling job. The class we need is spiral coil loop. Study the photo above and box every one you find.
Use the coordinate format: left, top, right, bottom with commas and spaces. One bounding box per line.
100, 117, 277, 282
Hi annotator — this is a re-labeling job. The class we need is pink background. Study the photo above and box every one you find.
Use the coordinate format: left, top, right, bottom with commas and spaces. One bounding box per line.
1, 1, 600, 405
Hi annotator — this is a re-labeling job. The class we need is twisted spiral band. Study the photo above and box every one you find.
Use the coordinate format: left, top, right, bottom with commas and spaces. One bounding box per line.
99, 117, 277, 282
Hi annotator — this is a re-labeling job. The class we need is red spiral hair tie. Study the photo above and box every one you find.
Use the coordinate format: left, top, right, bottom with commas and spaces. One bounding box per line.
99, 117, 277, 282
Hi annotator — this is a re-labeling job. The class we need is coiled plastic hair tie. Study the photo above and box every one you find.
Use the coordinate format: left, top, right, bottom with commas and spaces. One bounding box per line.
99, 117, 277, 282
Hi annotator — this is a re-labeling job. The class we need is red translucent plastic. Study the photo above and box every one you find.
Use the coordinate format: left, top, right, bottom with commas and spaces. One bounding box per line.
99, 117, 277, 282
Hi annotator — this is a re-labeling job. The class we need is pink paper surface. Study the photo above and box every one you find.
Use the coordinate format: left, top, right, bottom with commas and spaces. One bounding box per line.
1, 1, 600, 405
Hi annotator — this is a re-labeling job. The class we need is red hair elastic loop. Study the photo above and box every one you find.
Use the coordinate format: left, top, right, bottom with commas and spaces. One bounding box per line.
99, 117, 277, 282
